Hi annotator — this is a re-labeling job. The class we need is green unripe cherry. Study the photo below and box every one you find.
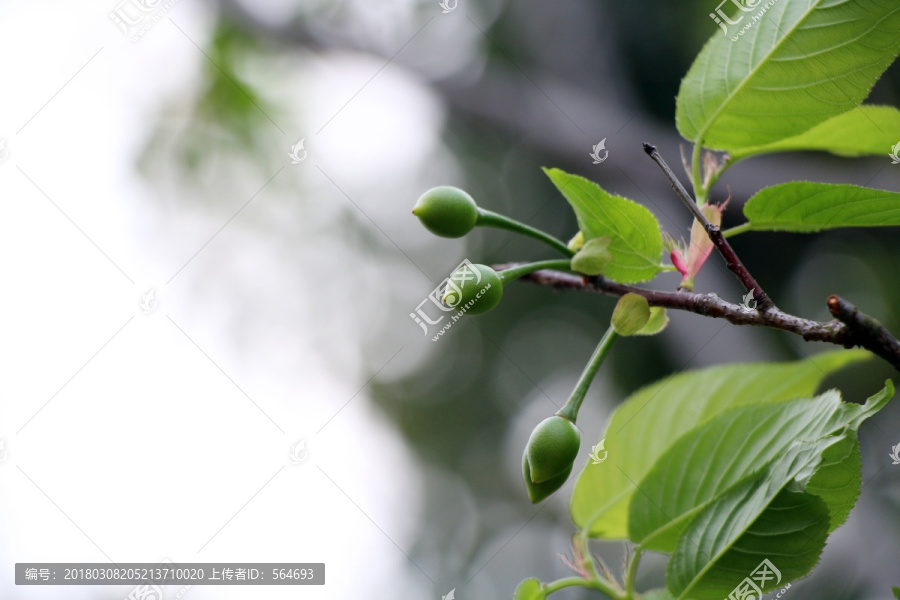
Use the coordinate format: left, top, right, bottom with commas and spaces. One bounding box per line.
524, 415, 581, 484
441, 263, 503, 315
412, 186, 479, 238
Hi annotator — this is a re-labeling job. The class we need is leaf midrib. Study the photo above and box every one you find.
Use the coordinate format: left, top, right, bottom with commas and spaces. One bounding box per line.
675, 444, 837, 600
639, 396, 846, 549
693, 0, 821, 145
573, 353, 869, 535
640, 417, 783, 548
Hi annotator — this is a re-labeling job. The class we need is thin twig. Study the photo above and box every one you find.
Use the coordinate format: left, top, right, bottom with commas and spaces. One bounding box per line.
642, 143, 774, 311
643, 142, 707, 223
496, 265, 900, 371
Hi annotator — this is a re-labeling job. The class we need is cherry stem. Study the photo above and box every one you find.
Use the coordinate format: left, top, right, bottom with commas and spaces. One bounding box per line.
477, 208, 575, 257
558, 325, 619, 422
498, 259, 573, 286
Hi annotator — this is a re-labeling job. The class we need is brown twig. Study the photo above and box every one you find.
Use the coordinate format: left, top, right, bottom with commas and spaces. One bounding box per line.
495, 265, 900, 371
642, 143, 774, 311
827, 296, 900, 369
499, 142, 900, 370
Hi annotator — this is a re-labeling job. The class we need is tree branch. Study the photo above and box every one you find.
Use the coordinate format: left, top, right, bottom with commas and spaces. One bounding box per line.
827, 295, 900, 369
642, 143, 775, 311
497, 141, 900, 368
495, 265, 900, 371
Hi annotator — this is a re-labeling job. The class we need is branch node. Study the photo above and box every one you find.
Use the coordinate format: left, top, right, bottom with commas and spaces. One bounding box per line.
644, 143, 775, 312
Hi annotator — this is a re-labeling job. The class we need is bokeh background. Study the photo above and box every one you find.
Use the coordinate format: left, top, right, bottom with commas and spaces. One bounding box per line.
1, 1, 899, 599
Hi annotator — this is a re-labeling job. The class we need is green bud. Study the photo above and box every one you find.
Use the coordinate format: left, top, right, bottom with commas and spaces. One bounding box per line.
567, 230, 585, 253
570, 236, 612, 276
523, 450, 573, 504
524, 415, 580, 484
611, 293, 651, 336
633, 306, 669, 336
441, 263, 503, 315
412, 186, 479, 238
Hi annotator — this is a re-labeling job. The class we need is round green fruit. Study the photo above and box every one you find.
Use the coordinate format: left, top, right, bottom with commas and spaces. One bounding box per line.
412, 186, 479, 238
441, 263, 503, 315
524, 415, 581, 484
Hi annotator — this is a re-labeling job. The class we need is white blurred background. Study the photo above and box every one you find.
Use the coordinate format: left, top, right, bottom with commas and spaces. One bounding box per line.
0, 1, 448, 598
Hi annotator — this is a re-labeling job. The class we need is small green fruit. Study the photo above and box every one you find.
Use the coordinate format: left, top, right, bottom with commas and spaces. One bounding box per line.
523, 450, 573, 504
524, 415, 580, 484
441, 263, 503, 315
412, 186, 479, 238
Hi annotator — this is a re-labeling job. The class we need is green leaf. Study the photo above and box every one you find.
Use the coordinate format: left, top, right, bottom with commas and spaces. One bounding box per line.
628, 385, 892, 551
571, 236, 612, 276
663, 384, 892, 598
513, 578, 545, 600
731, 105, 900, 160
676, 1, 900, 151
742, 182, 900, 233
669, 487, 826, 600
805, 436, 861, 533
544, 168, 662, 283
892, 586, 900, 600
570, 351, 869, 539
612, 293, 651, 336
